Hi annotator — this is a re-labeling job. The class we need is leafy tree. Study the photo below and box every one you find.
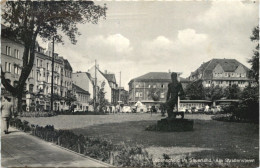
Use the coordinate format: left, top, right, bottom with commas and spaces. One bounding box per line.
65, 92, 77, 108
1, 1, 107, 112
185, 79, 205, 100
97, 81, 109, 112
204, 85, 224, 101
249, 26, 259, 83
223, 84, 241, 99
235, 85, 259, 122
148, 88, 160, 101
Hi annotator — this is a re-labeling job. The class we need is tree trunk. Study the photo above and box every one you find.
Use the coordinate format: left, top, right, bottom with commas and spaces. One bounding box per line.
17, 92, 23, 115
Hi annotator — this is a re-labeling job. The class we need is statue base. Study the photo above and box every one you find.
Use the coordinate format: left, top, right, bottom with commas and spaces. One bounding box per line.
157, 118, 194, 132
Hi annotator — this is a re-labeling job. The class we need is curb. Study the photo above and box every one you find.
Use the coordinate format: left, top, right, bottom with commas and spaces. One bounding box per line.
10, 127, 114, 167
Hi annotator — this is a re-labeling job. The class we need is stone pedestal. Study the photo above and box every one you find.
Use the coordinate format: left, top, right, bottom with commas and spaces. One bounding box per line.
157, 118, 194, 132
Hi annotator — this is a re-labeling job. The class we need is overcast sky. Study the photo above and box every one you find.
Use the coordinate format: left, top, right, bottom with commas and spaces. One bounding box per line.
42, 1, 259, 90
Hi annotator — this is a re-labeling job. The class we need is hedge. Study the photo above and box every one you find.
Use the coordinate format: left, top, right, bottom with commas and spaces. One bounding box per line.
9, 118, 153, 167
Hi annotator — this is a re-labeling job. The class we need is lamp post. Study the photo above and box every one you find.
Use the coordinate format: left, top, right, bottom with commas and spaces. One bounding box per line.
51, 37, 55, 111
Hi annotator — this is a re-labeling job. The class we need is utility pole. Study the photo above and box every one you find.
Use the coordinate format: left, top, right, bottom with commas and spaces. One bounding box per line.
94, 60, 97, 111
51, 37, 55, 111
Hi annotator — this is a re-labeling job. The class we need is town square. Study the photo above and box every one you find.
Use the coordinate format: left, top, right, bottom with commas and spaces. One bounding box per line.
1, 1, 259, 167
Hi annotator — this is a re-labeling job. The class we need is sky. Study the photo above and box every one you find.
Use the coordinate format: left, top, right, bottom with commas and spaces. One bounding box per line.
40, 1, 259, 90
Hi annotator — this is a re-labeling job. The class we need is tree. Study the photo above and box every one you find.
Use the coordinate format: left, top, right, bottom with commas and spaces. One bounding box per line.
223, 84, 241, 99
204, 85, 224, 101
249, 26, 259, 83
1, 1, 107, 112
185, 80, 205, 100
235, 85, 259, 122
97, 81, 109, 112
148, 88, 160, 101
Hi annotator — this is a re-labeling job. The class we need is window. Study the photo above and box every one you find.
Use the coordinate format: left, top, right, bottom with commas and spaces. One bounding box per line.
153, 85, 156, 88
14, 49, 19, 59
40, 60, 43, 67
8, 63, 11, 72
14, 81, 19, 87
161, 84, 164, 88
160, 92, 165, 98
30, 70, 34, 78
6, 46, 11, 55
47, 63, 49, 70
29, 84, 34, 93
136, 84, 139, 88
37, 59, 39, 66
139, 92, 143, 97
148, 85, 151, 88
37, 72, 39, 81
14, 65, 17, 74
5, 62, 8, 72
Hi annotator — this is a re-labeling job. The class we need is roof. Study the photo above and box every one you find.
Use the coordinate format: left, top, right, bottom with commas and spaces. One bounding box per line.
129, 72, 187, 84
191, 59, 250, 79
64, 59, 73, 71
103, 73, 117, 84
72, 84, 90, 95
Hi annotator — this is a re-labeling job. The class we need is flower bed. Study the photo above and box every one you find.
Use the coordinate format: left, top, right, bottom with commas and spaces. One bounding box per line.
20, 111, 56, 117
56, 111, 107, 115
211, 114, 256, 123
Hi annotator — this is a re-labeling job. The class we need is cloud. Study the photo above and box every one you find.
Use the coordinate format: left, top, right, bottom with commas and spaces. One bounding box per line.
178, 29, 208, 45
139, 29, 209, 77
195, 1, 258, 66
197, 1, 257, 29
84, 34, 133, 62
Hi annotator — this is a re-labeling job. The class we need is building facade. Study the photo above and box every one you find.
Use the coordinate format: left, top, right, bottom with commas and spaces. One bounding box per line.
72, 84, 90, 111
128, 72, 189, 106
1, 36, 73, 112
103, 72, 119, 105
189, 59, 255, 88
118, 87, 129, 105
72, 72, 94, 100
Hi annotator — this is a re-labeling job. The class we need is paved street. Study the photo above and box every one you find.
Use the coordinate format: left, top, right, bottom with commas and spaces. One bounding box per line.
1, 127, 111, 167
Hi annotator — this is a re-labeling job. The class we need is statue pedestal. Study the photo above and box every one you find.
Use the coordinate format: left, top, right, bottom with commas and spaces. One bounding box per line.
157, 118, 194, 132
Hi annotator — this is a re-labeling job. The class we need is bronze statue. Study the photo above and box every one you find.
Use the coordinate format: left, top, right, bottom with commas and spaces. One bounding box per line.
166, 72, 184, 119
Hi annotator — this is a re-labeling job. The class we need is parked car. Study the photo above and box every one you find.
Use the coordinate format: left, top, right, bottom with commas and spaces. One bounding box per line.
191, 107, 198, 113
122, 106, 132, 113
178, 107, 186, 112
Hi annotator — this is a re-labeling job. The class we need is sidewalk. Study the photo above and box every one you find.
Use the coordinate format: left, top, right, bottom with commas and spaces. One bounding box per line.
1, 127, 112, 167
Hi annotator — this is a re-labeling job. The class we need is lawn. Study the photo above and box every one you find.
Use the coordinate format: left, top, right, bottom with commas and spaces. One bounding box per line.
22, 113, 259, 165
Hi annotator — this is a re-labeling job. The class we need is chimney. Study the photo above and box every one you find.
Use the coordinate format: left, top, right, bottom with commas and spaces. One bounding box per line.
105, 70, 107, 74
168, 69, 171, 73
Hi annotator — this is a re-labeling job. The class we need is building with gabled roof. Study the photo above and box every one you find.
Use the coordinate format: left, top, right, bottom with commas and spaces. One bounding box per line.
189, 58, 255, 88
72, 72, 94, 100
72, 83, 90, 111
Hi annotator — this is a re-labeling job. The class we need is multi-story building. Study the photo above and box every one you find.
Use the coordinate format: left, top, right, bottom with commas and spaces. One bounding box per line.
72, 83, 90, 111
72, 72, 94, 100
128, 72, 189, 106
1, 35, 73, 112
118, 87, 129, 105
103, 72, 119, 105
189, 59, 255, 88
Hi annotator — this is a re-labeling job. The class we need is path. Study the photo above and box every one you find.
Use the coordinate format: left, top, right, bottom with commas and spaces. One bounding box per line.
1, 127, 112, 167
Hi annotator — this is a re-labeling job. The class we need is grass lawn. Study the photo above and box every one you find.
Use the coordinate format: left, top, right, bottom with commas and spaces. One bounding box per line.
22, 113, 259, 164
71, 119, 259, 163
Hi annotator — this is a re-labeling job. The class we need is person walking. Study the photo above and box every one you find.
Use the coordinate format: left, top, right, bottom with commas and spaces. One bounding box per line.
1, 96, 13, 134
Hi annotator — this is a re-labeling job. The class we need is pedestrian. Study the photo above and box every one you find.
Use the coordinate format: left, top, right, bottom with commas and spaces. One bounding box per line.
1, 96, 13, 134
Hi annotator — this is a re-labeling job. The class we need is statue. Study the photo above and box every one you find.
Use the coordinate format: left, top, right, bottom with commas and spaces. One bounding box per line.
166, 72, 184, 119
